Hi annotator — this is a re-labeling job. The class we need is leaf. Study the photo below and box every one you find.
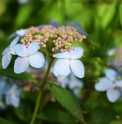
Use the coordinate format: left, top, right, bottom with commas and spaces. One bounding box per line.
119, 4, 122, 27
36, 109, 75, 124
14, 101, 32, 122
91, 107, 115, 124
0, 118, 14, 124
14, 5, 32, 28
49, 83, 86, 124
0, 68, 37, 83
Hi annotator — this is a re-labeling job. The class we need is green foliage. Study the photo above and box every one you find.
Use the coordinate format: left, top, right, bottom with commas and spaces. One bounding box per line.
36, 109, 75, 124
0, 118, 14, 124
49, 83, 86, 124
0, 68, 37, 83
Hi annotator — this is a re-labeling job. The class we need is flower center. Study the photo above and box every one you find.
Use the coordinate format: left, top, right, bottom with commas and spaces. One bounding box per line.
27, 54, 31, 58
114, 85, 119, 89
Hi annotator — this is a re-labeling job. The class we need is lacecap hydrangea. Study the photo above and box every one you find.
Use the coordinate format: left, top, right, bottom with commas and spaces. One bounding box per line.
2, 20, 87, 78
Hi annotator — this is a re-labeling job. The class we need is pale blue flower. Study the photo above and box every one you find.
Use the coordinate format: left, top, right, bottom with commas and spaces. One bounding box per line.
14, 42, 45, 74
95, 69, 122, 102
53, 47, 84, 78
2, 36, 20, 69
0, 77, 7, 96
57, 73, 83, 97
5, 84, 20, 108
8, 29, 26, 39
66, 22, 89, 36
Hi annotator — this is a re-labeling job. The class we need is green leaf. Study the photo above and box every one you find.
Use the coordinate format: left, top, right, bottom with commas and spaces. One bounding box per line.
0, 118, 14, 124
14, 5, 32, 28
0, 68, 37, 83
36, 109, 75, 124
91, 107, 115, 124
49, 83, 86, 124
14, 101, 32, 122
119, 4, 122, 27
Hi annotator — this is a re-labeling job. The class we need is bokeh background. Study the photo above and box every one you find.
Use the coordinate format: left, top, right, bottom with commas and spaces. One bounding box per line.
0, 0, 122, 124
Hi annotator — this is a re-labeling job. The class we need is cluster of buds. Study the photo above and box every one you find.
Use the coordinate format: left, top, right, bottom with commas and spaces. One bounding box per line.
2, 20, 87, 78
20, 24, 86, 52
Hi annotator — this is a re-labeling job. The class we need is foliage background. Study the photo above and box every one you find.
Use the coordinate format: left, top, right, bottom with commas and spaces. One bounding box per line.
0, 0, 122, 124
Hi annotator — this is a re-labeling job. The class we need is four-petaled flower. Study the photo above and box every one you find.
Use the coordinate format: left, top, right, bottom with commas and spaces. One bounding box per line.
53, 47, 84, 78
2, 36, 19, 69
5, 84, 20, 108
14, 42, 45, 73
95, 69, 122, 102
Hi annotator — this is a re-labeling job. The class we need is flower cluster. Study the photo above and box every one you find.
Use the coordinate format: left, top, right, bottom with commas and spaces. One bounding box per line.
0, 77, 21, 109
57, 73, 83, 97
95, 69, 122, 102
2, 20, 86, 78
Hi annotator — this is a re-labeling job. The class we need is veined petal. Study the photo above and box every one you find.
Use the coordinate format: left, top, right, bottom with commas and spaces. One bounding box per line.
2, 52, 12, 69
106, 88, 121, 102
10, 36, 19, 48
16, 29, 26, 37
10, 45, 17, 55
16, 44, 27, 57
2, 45, 10, 55
28, 42, 39, 55
94, 77, 112, 91
29, 52, 45, 68
71, 60, 84, 78
70, 47, 83, 59
53, 52, 69, 59
53, 59, 71, 76
14, 57, 29, 73
105, 69, 117, 81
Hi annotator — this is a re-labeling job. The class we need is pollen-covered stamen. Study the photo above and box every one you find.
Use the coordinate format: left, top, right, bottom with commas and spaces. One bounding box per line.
114, 85, 120, 89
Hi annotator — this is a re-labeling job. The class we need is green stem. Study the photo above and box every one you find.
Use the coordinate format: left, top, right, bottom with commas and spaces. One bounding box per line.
30, 57, 54, 124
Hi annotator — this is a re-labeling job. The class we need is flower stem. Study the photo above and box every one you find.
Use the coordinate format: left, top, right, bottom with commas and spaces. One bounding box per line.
30, 57, 54, 124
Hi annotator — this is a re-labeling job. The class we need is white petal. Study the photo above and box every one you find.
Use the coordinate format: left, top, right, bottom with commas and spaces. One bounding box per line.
94, 77, 112, 91
16, 44, 27, 57
105, 69, 117, 81
53, 52, 69, 59
115, 80, 122, 88
16, 29, 26, 37
2, 45, 10, 55
57, 76, 69, 88
106, 88, 121, 102
70, 60, 84, 78
53, 59, 71, 76
11, 96, 20, 108
68, 74, 83, 89
29, 52, 45, 68
28, 42, 39, 55
10, 36, 20, 48
14, 57, 29, 74
10, 45, 17, 55
2, 52, 12, 69
70, 47, 83, 59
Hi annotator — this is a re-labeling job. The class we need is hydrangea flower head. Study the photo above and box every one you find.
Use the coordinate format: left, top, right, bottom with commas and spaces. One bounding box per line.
95, 69, 122, 102
5, 84, 20, 108
14, 42, 45, 73
2, 36, 19, 69
53, 47, 84, 78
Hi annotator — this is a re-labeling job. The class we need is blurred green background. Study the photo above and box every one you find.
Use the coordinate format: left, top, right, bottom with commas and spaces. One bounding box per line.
0, 0, 122, 124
